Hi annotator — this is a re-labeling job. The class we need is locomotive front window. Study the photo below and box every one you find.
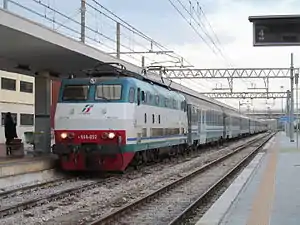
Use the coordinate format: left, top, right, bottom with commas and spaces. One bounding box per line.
62, 85, 89, 101
96, 84, 122, 100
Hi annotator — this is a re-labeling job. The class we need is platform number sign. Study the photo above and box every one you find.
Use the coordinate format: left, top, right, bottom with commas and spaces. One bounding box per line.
258, 29, 265, 41
250, 15, 300, 46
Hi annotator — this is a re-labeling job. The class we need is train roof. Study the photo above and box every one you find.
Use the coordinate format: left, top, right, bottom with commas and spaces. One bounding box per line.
76, 62, 247, 116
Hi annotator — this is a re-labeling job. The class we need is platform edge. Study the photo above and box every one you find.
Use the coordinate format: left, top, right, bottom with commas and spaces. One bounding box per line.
195, 152, 265, 225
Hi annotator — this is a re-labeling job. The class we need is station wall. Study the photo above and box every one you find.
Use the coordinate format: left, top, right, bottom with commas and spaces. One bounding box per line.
0, 71, 34, 145
0, 71, 61, 149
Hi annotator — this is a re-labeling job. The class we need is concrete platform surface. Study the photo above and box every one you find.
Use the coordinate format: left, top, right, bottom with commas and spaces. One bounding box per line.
196, 132, 300, 225
0, 155, 57, 178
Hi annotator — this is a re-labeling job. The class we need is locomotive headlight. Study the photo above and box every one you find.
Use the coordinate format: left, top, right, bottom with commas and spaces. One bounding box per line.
60, 132, 68, 139
108, 132, 116, 139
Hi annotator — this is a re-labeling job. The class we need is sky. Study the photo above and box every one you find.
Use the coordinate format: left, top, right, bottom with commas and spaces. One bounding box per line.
6, 0, 300, 112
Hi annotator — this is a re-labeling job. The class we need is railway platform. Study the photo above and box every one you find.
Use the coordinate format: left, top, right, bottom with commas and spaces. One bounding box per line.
0, 143, 57, 179
196, 131, 300, 225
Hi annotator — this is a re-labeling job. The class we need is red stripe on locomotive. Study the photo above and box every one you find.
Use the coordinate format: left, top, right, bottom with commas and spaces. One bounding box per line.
54, 130, 126, 145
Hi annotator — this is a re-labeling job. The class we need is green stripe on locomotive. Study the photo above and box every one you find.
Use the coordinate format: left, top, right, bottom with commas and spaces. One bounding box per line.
121, 138, 187, 153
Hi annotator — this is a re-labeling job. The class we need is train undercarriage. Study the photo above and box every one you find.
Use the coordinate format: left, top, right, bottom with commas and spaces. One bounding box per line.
53, 131, 265, 173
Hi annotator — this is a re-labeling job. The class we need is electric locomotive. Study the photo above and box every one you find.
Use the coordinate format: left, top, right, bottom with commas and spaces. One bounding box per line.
53, 64, 188, 171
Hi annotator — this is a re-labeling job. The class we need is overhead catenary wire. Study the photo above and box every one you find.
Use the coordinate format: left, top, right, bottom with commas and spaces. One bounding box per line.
88, 0, 193, 67
194, 2, 253, 87
168, 0, 254, 92
170, 0, 231, 65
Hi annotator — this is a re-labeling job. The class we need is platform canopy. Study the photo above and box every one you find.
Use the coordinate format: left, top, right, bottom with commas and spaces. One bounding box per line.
0, 8, 143, 78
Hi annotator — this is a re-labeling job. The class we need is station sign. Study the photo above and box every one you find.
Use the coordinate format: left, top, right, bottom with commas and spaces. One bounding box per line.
248, 15, 300, 46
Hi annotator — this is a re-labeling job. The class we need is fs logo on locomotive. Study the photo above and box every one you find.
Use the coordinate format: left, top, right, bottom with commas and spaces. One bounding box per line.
82, 104, 94, 114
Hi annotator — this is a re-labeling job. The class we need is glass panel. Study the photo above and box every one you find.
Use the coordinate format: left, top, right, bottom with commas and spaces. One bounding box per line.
20, 114, 34, 126
1, 112, 17, 125
1, 78, 16, 91
62, 85, 89, 101
129, 88, 135, 103
20, 81, 33, 93
96, 84, 122, 100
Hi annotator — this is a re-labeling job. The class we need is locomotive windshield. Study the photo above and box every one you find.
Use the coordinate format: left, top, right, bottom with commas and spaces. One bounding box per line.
95, 84, 122, 100
62, 85, 89, 101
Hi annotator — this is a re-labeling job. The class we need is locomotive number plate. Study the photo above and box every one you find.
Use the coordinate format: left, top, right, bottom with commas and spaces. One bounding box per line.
79, 134, 98, 140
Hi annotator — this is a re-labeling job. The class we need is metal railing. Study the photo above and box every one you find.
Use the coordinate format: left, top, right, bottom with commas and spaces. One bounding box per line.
1, 0, 190, 68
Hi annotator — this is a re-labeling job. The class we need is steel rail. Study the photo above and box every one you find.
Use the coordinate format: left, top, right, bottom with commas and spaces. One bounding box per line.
0, 175, 112, 218
168, 132, 276, 225
0, 176, 76, 199
89, 132, 272, 225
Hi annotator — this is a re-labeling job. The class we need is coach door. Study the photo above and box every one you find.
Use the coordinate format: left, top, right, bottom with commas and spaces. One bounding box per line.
221, 112, 225, 138
198, 108, 201, 133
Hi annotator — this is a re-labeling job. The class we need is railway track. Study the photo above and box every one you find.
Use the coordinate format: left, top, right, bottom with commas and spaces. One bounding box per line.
89, 132, 274, 225
0, 176, 77, 199
0, 174, 116, 218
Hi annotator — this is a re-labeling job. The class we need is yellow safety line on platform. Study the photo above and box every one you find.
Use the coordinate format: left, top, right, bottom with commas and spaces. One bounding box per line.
0, 159, 28, 165
0, 157, 41, 165
246, 138, 278, 225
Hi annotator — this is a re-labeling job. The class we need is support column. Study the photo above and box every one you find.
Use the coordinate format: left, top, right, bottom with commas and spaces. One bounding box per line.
3, 0, 8, 10
286, 90, 290, 137
80, 0, 86, 43
290, 53, 295, 142
35, 72, 51, 154
116, 22, 121, 59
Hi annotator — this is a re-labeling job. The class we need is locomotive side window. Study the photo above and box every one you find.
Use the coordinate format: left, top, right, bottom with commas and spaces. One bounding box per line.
181, 100, 187, 112
129, 88, 135, 103
173, 99, 177, 109
96, 84, 122, 100
137, 88, 141, 105
141, 91, 146, 103
62, 85, 89, 101
155, 95, 159, 105
147, 92, 152, 104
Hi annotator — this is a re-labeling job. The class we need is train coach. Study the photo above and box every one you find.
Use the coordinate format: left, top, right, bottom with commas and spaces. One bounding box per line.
52, 66, 270, 172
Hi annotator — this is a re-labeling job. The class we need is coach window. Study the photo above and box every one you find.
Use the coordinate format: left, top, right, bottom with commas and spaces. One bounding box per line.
158, 115, 161, 124
20, 113, 34, 126
129, 88, 135, 103
144, 113, 147, 123
1, 77, 16, 91
20, 81, 33, 93
1, 112, 17, 126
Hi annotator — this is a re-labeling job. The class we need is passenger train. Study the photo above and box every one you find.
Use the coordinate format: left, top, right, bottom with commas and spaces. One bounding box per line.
52, 65, 270, 172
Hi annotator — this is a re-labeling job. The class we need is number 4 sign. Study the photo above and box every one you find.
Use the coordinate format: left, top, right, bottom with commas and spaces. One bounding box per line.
258, 29, 265, 41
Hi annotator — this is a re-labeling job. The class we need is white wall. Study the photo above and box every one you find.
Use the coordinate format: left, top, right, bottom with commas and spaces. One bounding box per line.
0, 71, 34, 144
